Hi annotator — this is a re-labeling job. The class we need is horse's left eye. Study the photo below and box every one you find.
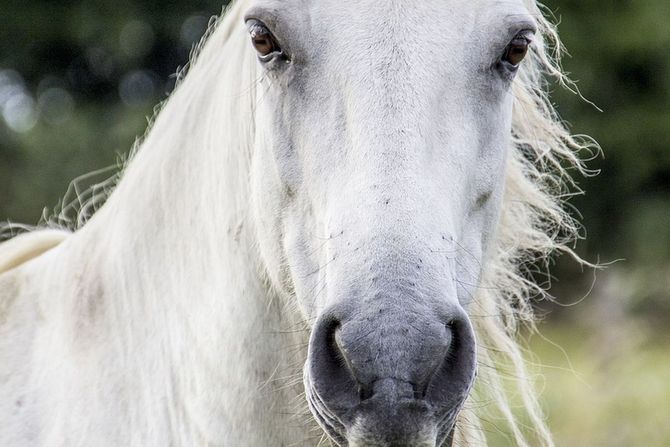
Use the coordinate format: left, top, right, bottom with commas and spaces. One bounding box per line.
246, 19, 282, 59
502, 33, 532, 67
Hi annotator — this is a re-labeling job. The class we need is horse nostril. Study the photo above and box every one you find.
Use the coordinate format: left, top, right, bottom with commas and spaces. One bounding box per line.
307, 313, 359, 408
424, 315, 477, 408
403, 322, 454, 401
325, 321, 357, 381
319, 317, 344, 369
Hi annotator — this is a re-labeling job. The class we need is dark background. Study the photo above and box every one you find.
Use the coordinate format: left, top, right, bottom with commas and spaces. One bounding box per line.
1, 1, 668, 445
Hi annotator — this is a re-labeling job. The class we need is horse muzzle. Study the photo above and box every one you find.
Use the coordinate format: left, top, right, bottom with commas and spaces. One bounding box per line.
304, 300, 477, 446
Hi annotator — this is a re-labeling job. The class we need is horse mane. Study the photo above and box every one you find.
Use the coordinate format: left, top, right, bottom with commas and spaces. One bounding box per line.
0, 1, 596, 445
458, 2, 597, 446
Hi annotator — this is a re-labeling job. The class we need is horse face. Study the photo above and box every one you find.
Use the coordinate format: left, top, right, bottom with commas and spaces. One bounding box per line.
247, 0, 536, 444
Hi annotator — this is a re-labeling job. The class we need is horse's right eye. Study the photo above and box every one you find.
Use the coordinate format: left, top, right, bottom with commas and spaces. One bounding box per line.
246, 19, 283, 59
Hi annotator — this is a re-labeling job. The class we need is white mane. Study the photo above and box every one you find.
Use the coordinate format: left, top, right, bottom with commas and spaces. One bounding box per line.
0, 1, 595, 445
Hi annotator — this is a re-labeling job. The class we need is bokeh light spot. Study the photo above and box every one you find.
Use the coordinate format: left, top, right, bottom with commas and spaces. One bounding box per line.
0, 69, 37, 133
119, 69, 157, 106
120, 20, 155, 59
3, 93, 37, 133
38, 88, 75, 126
180, 14, 209, 49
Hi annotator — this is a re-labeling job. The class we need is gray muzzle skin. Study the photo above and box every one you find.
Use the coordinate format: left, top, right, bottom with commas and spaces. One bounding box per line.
304, 300, 477, 446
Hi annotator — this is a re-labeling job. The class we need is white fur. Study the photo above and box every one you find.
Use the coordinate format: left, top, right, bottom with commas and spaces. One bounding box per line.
0, 230, 69, 275
0, 1, 593, 445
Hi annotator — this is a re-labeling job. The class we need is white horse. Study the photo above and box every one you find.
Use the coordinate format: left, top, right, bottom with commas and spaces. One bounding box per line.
0, 0, 592, 445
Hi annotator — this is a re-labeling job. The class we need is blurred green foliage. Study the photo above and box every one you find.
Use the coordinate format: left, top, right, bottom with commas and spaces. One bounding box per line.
0, 0, 227, 223
1, 1, 669, 445
551, 0, 670, 263
529, 325, 670, 446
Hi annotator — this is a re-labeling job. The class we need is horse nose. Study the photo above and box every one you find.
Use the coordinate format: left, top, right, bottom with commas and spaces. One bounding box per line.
305, 302, 477, 443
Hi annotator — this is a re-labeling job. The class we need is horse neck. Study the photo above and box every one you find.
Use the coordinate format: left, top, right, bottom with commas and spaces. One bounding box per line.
91, 22, 259, 345
70, 15, 310, 442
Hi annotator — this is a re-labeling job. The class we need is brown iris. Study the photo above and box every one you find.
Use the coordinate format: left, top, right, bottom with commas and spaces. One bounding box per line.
248, 20, 281, 57
503, 35, 531, 66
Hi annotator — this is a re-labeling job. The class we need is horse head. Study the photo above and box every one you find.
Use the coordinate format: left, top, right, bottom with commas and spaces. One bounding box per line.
246, 0, 538, 444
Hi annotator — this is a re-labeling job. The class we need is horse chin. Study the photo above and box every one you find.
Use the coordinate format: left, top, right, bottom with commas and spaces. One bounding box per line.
345, 405, 455, 447
305, 371, 464, 447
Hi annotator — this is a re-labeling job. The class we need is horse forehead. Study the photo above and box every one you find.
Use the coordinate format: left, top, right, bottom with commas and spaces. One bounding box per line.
312, 0, 478, 35
302, 0, 530, 27
298, 0, 533, 70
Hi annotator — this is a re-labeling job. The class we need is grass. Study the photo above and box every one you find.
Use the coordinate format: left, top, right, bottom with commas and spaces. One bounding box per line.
495, 323, 670, 446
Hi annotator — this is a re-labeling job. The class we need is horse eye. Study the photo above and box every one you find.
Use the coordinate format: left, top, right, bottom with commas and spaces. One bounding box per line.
502, 34, 531, 67
246, 19, 282, 58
